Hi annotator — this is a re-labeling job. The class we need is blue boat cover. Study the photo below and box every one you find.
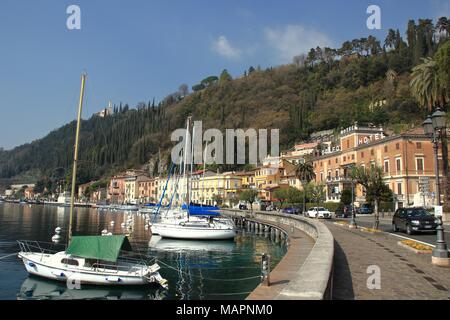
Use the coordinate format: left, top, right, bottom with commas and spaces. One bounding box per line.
182, 204, 221, 216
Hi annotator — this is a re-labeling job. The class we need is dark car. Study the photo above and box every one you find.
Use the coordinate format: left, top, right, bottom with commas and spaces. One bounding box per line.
358, 203, 374, 214
282, 207, 300, 215
335, 204, 353, 218
239, 204, 248, 210
392, 207, 438, 235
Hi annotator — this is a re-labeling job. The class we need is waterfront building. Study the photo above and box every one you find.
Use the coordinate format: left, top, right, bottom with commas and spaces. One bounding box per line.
78, 182, 94, 200
138, 176, 160, 203
191, 171, 243, 207
235, 170, 257, 189
280, 142, 318, 165
108, 174, 127, 204
24, 187, 36, 200
258, 183, 289, 203
91, 187, 107, 203
280, 159, 304, 191
124, 175, 148, 204
312, 124, 448, 208
254, 165, 283, 189
10, 184, 36, 193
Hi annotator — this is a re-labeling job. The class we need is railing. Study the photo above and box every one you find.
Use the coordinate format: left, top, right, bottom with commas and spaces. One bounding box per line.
17, 240, 65, 255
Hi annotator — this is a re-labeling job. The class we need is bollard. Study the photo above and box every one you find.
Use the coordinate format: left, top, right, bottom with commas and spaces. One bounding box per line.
261, 253, 271, 286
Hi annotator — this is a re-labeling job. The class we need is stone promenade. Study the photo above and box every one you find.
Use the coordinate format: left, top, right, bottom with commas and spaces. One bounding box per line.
326, 221, 450, 300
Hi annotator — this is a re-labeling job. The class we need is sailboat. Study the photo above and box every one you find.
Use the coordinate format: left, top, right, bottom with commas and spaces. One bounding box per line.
17, 74, 167, 288
150, 117, 236, 240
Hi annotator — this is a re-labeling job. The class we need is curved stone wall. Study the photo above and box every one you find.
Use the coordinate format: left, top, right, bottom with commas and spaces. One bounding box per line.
222, 210, 334, 300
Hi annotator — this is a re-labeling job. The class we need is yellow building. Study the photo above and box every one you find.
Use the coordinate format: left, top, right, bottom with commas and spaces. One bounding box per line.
254, 165, 283, 189
191, 172, 243, 207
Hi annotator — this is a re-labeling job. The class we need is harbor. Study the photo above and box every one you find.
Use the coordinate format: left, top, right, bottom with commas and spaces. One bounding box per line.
0, 202, 287, 300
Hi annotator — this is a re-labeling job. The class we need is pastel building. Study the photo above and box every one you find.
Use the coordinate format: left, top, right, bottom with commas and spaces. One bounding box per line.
312, 124, 448, 209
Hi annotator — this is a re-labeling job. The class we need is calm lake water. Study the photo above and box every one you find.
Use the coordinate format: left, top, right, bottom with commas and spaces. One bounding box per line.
0, 203, 287, 300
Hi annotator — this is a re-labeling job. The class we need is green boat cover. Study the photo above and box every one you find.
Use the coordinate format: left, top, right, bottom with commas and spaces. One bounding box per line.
66, 235, 132, 262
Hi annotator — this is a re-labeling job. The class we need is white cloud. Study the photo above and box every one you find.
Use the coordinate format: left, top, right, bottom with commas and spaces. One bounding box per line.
211, 36, 242, 60
265, 25, 333, 64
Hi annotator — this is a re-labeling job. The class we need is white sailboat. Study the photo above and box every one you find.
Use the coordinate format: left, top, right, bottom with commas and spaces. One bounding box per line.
17, 74, 167, 288
151, 117, 236, 240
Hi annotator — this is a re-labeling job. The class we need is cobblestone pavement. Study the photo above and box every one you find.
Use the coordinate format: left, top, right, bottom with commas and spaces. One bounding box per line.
325, 221, 450, 300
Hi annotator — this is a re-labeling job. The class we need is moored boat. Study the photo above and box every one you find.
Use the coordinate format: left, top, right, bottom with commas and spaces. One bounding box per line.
18, 235, 167, 287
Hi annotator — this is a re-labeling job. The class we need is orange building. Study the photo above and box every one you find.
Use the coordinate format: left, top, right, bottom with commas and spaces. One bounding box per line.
108, 174, 127, 204
312, 124, 448, 209
138, 177, 159, 203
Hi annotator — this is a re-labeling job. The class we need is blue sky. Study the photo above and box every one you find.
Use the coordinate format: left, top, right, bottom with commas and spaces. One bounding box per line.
0, 0, 448, 150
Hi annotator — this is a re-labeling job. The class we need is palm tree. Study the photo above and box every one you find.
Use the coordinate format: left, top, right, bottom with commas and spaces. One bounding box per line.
384, 29, 396, 51
410, 57, 442, 111
294, 161, 316, 213
436, 17, 449, 40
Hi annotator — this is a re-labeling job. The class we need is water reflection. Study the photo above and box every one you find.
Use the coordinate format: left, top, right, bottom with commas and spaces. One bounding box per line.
0, 203, 287, 300
17, 276, 167, 300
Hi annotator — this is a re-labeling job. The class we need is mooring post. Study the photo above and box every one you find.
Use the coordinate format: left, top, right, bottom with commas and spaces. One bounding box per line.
261, 253, 271, 286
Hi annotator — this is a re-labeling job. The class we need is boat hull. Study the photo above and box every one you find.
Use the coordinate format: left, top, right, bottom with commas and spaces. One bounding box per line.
151, 224, 236, 240
19, 253, 160, 286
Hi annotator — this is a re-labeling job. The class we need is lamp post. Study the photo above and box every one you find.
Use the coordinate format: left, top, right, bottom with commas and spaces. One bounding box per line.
347, 164, 357, 228
423, 109, 450, 266
349, 178, 357, 228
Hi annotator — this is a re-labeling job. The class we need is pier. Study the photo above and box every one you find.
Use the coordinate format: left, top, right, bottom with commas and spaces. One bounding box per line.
223, 210, 335, 300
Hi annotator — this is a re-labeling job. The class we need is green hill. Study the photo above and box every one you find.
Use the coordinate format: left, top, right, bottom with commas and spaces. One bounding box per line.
0, 17, 448, 194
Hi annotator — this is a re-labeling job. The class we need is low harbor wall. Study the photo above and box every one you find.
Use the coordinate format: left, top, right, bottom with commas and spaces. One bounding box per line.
222, 210, 334, 300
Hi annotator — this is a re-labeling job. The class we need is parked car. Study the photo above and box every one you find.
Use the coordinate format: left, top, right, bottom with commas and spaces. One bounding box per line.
282, 207, 301, 215
357, 203, 374, 214
238, 204, 248, 210
265, 204, 276, 211
335, 204, 353, 218
307, 207, 332, 219
392, 207, 438, 235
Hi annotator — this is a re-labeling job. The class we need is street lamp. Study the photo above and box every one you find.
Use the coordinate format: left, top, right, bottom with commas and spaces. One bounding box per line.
422, 108, 450, 266
349, 178, 357, 228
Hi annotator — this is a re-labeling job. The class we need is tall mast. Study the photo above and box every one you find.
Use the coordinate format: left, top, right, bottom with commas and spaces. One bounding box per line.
202, 143, 208, 206
68, 73, 87, 245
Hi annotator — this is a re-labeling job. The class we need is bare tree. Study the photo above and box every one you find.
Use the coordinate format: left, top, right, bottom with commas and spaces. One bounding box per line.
293, 53, 307, 68
179, 84, 189, 97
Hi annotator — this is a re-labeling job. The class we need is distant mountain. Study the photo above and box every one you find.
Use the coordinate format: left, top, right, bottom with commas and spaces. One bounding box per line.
1, 17, 446, 192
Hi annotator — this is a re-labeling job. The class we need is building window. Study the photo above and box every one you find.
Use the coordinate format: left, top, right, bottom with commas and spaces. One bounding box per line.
335, 158, 338, 163
396, 143, 400, 150
416, 142, 422, 149
343, 156, 346, 162
416, 157, 424, 172
384, 160, 389, 174
352, 154, 355, 160
397, 183, 403, 195
396, 158, 402, 173
335, 170, 339, 178
384, 146, 388, 153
